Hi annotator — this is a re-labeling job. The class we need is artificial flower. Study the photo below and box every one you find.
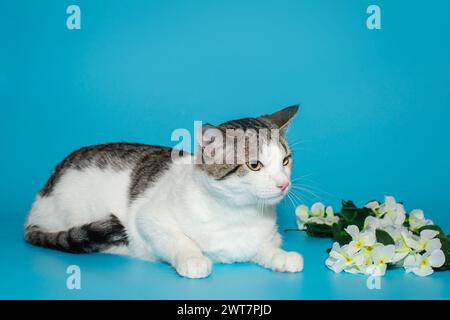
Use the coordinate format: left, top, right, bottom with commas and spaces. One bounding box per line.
295, 202, 339, 229
378, 196, 406, 226
403, 250, 445, 277
295, 205, 309, 230
402, 229, 442, 253
365, 200, 380, 213
364, 244, 396, 276
325, 242, 364, 274
325, 206, 339, 225
361, 243, 381, 258
363, 216, 381, 231
408, 209, 433, 231
383, 225, 404, 242
365, 196, 406, 226
305, 197, 448, 277
311, 202, 325, 217
392, 237, 413, 263
345, 225, 376, 252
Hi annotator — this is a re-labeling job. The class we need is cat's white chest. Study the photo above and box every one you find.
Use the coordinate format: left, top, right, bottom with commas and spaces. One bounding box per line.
184, 207, 277, 263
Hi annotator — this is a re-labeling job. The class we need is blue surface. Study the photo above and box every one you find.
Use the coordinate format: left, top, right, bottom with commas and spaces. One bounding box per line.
1, 0, 450, 299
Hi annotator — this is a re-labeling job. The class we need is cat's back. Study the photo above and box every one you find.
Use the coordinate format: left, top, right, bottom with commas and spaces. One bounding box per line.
39, 142, 173, 197
28, 143, 174, 230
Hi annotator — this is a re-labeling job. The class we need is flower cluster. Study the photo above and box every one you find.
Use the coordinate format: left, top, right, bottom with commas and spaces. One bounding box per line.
296, 196, 448, 277
295, 202, 339, 230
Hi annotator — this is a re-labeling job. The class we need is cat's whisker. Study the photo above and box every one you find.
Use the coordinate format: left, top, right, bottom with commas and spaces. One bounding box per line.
288, 138, 311, 147
292, 181, 335, 198
257, 199, 263, 217
291, 174, 314, 182
288, 190, 305, 206
291, 174, 336, 199
286, 193, 298, 210
291, 190, 312, 206
291, 185, 322, 201
256, 198, 267, 218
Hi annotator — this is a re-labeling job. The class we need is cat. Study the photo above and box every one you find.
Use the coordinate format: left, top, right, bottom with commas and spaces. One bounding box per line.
24, 105, 304, 278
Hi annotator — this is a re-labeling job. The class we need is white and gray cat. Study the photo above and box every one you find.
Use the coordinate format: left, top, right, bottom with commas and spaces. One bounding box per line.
25, 106, 304, 278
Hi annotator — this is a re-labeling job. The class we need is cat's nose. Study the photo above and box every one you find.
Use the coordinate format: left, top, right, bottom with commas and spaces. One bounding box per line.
276, 182, 290, 192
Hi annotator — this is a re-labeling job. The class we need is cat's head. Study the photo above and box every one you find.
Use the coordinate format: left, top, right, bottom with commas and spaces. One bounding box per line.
196, 105, 299, 206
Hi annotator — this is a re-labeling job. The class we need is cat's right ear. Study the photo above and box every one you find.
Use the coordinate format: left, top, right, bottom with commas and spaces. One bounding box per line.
259, 105, 300, 132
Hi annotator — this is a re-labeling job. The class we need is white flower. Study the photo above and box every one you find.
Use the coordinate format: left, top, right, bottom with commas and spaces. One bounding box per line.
345, 225, 376, 252
295, 202, 339, 229
321, 197, 447, 277
295, 205, 309, 230
361, 243, 382, 258
378, 196, 406, 226
364, 196, 406, 226
383, 225, 404, 242
392, 236, 413, 263
325, 242, 365, 274
360, 243, 383, 269
364, 245, 396, 276
363, 216, 381, 231
311, 202, 325, 217
365, 200, 380, 213
408, 209, 433, 231
402, 229, 442, 253
403, 250, 445, 277
325, 206, 339, 225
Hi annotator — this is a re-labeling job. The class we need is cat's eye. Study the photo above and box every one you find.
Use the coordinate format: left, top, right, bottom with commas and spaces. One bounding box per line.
283, 156, 291, 166
246, 161, 262, 171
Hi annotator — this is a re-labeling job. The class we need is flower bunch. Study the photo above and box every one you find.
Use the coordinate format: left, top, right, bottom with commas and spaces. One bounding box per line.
295, 196, 450, 277
296, 203, 339, 230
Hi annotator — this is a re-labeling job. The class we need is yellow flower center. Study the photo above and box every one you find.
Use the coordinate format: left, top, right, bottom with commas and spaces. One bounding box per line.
379, 259, 385, 265
345, 257, 353, 263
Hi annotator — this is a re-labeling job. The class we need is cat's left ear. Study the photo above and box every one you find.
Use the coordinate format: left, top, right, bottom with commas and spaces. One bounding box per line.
259, 105, 300, 132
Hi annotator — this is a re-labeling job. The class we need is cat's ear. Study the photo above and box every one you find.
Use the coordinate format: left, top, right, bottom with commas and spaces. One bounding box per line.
259, 105, 299, 132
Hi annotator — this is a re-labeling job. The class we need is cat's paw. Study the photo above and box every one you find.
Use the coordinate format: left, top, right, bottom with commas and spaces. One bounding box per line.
269, 251, 304, 273
175, 256, 212, 279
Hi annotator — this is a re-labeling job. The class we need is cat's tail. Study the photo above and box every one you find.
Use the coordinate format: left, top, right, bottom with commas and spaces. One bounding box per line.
24, 214, 128, 253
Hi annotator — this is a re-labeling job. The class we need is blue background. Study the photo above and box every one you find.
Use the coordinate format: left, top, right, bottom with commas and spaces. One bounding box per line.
1, 0, 449, 299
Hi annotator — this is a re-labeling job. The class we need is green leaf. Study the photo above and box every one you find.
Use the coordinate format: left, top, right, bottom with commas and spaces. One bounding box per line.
342, 200, 357, 209
340, 207, 372, 230
403, 213, 410, 229
375, 229, 395, 245
304, 223, 333, 238
332, 221, 352, 245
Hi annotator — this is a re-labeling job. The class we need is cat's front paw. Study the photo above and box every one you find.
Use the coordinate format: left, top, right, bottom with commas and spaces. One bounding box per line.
269, 251, 304, 273
175, 256, 212, 279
